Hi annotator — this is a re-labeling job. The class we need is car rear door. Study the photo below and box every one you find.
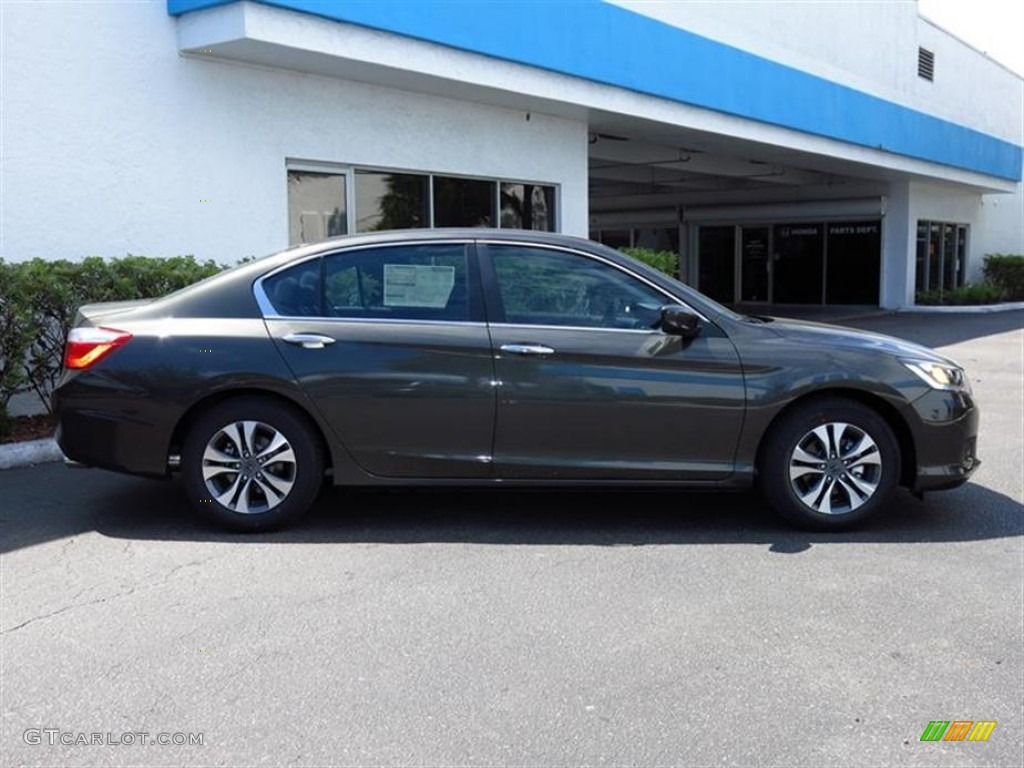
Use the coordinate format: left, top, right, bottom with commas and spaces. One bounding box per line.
480, 242, 745, 480
260, 241, 496, 478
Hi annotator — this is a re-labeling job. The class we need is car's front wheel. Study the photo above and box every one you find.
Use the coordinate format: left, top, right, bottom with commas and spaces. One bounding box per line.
182, 397, 324, 531
759, 397, 900, 530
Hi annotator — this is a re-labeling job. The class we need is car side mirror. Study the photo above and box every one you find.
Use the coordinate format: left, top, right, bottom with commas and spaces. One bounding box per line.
659, 306, 701, 339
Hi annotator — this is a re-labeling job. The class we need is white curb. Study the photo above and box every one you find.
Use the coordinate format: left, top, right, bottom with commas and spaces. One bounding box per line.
0, 438, 63, 470
898, 302, 1024, 314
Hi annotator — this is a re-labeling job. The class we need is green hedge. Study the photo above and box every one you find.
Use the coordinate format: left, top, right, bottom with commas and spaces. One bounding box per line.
0, 256, 223, 434
982, 254, 1024, 301
619, 247, 679, 278
915, 282, 1008, 306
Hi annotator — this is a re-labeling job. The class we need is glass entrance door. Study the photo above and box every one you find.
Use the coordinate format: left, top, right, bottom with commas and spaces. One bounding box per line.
697, 226, 737, 304
773, 224, 824, 304
740, 226, 770, 303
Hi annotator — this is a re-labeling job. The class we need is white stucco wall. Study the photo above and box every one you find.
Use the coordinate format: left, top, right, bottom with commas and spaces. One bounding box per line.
0, 1, 589, 263
610, 0, 1023, 144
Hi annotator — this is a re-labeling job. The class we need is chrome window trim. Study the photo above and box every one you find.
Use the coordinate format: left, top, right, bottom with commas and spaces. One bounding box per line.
253, 239, 476, 319
252, 237, 707, 326
263, 316, 488, 329
488, 322, 658, 335
479, 239, 709, 323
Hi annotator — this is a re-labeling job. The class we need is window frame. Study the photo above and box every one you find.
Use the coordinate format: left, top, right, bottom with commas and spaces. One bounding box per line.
286, 159, 560, 241
914, 219, 969, 298
477, 240, 707, 333
286, 160, 354, 246
254, 239, 486, 325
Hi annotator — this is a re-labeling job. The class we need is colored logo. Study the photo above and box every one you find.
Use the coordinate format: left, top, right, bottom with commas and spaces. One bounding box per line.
920, 720, 996, 742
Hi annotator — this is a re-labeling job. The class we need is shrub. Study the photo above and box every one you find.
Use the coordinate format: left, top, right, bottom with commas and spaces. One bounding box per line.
620, 247, 679, 278
916, 282, 1007, 306
6, 255, 224, 415
0, 261, 34, 436
982, 254, 1024, 301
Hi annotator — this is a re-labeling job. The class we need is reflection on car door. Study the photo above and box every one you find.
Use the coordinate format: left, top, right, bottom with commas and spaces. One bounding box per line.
262, 242, 496, 478
481, 243, 745, 480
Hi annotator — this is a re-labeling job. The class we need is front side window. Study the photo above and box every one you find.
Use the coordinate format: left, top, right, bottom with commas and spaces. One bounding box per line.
287, 170, 347, 245
488, 245, 667, 330
324, 244, 474, 321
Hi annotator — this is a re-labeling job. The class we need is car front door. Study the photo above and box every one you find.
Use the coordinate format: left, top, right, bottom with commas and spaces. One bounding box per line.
481, 242, 745, 480
260, 241, 496, 478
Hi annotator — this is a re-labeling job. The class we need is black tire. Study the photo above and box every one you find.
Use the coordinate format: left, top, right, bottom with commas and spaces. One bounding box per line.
758, 397, 900, 531
182, 396, 324, 532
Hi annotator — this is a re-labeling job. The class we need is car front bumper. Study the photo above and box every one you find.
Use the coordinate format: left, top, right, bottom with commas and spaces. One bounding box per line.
906, 388, 980, 492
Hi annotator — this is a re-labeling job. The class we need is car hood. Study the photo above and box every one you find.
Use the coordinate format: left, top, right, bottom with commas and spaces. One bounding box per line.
761, 317, 957, 365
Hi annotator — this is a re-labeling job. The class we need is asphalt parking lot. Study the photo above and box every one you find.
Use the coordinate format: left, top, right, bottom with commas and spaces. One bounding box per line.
1, 311, 1021, 767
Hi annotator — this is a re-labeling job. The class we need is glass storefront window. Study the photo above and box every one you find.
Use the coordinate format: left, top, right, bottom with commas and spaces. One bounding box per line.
500, 183, 556, 231
355, 171, 429, 233
942, 222, 957, 291
287, 171, 347, 245
915, 222, 929, 293
928, 222, 942, 291
290, 165, 558, 238
433, 176, 496, 228
914, 219, 968, 298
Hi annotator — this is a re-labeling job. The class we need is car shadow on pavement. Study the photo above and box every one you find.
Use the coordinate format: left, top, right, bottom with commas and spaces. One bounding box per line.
843, 310, 1023, 348
3, 468, 1020, 554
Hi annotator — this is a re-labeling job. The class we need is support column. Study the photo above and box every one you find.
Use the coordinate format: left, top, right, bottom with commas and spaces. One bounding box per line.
880, 181, 914, 309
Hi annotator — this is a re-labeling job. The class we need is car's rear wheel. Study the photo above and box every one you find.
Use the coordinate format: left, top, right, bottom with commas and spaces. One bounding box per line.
759, 397, 900, 530
182, 397, 323, 531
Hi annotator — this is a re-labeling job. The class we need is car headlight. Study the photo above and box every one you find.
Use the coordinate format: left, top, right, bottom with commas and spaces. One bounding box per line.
901, 359, 970, 392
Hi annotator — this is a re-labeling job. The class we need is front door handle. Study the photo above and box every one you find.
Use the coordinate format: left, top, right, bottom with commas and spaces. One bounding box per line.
282, 333, 336, 349
500, 343, 555, 356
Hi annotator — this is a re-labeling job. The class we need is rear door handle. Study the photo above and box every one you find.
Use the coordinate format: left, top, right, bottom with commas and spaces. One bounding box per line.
500, 343, 555, 356
282, 333, 336, 349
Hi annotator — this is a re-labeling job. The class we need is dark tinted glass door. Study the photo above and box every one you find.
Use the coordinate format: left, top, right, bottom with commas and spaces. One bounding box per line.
698, 226, 736, 303
773, 224, 823, 304
483, 244, 745, 480
740, 226, 770, 303
825, 221, 881, 304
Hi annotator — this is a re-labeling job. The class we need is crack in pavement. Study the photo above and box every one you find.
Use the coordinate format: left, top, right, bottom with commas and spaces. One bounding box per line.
1, 554, 226, 635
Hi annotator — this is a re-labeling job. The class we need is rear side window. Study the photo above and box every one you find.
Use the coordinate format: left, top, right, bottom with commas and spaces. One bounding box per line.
323, 244, 475, 321
262, 259, 322, 317
264, 244, 476, 321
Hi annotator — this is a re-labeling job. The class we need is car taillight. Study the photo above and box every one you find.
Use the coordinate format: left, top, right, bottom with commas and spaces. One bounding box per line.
64, 327, 133, 370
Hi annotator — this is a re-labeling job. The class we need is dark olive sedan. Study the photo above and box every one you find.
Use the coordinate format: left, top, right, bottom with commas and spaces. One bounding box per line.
54, 230, 979, 531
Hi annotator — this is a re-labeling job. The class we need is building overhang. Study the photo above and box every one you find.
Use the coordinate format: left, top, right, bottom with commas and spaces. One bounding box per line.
169, 0, 1022, 192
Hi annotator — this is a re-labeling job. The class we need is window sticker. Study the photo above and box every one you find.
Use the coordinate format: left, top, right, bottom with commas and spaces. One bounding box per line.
383, 264, 455, 308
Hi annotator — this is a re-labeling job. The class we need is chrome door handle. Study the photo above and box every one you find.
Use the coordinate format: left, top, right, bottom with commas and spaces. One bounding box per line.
282, 333, 336, 349
500, 343, 555, 356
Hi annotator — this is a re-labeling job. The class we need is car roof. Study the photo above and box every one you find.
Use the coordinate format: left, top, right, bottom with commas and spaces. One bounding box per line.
285, 228, 597, 258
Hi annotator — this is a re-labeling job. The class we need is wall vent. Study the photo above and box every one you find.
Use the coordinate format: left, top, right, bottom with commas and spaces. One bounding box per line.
918, 47, 935, 81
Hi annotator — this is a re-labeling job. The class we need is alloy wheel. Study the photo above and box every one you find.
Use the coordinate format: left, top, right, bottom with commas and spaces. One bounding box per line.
201, 420, 297, 514
788, 422, 882, 515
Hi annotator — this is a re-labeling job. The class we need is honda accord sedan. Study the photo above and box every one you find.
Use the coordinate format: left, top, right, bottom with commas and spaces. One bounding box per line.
54, 230, 979, 531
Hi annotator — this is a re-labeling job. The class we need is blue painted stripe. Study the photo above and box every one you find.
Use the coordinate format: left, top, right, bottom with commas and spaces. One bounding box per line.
168, 0, 1022, 181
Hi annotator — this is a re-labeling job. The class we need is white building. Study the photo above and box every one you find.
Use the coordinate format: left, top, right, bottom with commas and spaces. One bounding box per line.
2, 0, 1022, 308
